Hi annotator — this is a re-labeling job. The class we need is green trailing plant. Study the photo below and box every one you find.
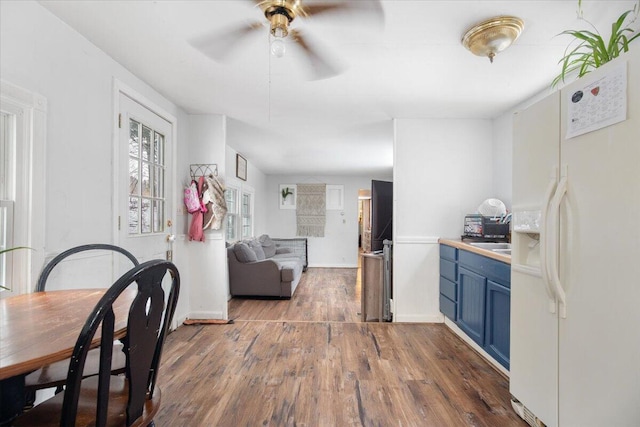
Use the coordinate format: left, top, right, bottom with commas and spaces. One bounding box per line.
552, 0, 640, 88
281, 187, 293, 199
0, 246, 32, 290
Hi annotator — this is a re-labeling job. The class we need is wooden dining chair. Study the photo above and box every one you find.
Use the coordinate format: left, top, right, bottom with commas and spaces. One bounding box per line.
25, 244, 140, 395
13, 259, 180, 427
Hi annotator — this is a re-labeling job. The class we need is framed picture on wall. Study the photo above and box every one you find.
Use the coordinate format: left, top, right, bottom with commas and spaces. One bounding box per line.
279, 184, 297, 209
236, 154, 247, 181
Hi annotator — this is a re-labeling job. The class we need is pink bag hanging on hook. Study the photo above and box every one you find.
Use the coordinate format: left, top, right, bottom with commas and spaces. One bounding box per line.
184, 180, 201, 213
188, 177, 207, 242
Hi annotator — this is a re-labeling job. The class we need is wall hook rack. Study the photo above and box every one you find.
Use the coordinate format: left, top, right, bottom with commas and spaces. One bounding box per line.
190, 164, 217, 181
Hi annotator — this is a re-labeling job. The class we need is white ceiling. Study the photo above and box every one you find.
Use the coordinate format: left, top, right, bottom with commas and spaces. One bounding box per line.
39, 1, 637, 176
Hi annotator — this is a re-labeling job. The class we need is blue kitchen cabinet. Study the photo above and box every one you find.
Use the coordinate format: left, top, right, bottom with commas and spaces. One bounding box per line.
439, 245, 458, 320
457, 266, 487, 347
485, 280, 511, 369
439, 244, 511, 370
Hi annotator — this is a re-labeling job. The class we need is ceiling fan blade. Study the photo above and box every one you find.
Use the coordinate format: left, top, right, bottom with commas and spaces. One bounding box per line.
303, 3, 347, 16
189, 21, 264, 62
304, 0, 384, 22
290, 29, 343, 80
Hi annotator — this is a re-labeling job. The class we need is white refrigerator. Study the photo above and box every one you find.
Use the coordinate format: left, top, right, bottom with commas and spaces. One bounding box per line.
510, 49, 640, 427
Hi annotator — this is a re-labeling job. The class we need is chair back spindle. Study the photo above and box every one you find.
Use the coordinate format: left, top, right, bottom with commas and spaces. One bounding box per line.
36, 243, 139, 292
58, 260, 180, 427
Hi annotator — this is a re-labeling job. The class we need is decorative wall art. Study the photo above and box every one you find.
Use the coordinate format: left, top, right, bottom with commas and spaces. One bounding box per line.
279, 184, 297, 209
296, 183, 326, 237
236, 154, 247, 181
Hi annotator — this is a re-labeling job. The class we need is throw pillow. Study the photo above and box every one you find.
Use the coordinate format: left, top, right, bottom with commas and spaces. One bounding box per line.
259, 234, 277, 258
233, 242, 257, 263
248, 239, 266, 260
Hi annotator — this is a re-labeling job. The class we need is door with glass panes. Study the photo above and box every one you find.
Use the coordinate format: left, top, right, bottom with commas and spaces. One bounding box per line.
118, 94, 173, 263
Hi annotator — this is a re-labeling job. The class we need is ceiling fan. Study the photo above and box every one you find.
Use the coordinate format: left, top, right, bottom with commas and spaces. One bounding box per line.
190, 0, 384, 80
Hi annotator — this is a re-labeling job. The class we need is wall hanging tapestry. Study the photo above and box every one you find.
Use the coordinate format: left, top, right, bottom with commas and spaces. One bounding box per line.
296, 183, 326, 237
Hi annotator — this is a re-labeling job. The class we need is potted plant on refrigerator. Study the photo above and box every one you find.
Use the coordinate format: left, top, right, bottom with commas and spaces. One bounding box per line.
553, 0, 640, 87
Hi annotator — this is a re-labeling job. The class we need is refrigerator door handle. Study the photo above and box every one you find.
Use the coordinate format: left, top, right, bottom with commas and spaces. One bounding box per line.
548, 169, 568, 318
540, 167, 559, 313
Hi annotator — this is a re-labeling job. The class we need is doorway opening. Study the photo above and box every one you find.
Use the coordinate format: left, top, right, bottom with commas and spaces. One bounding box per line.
358, 189, 371, 253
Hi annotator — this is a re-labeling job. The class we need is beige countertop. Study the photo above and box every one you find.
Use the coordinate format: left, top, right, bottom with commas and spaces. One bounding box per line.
439, 238, 511, 265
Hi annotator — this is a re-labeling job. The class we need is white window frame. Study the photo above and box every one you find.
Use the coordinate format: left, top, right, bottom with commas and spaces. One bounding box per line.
224, 184, 240, 242
0, 110, 15, 289
240, 188, 254, 239
326, 184, 344, 210
126, 115, 167, 236
0, 80, 47, 295
224, 180, 254, 242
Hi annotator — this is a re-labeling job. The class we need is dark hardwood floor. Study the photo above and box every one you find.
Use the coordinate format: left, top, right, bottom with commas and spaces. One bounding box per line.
155, 266, 526, 426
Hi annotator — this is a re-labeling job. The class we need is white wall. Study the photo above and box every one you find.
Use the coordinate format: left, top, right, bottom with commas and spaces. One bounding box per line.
173, 109, 193, 321
1, 1, 181, 250
492, 114, 513, 209
491, 86, 556, 211
2, 1, 537, 326
265, 175, 391, 267
393, 118, 493, 322
0, 1, 232, 323
182, 115, 229, 320
225, 146, 268, 237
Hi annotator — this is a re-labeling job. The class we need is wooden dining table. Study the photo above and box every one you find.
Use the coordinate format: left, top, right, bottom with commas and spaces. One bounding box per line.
0, 288, 136, 423
0, 288, 135, 381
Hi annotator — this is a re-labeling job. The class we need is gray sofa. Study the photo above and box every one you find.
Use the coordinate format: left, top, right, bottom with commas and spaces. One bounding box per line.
227, 235, 304, 298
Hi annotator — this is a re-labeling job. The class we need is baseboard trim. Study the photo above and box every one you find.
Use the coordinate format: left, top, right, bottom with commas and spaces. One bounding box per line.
188, 310, 226, 320
394, 236, 440, 244
307, 264, 358, 269
393, 313, 444, 323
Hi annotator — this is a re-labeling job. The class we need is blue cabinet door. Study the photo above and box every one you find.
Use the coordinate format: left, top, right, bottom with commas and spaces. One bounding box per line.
457, 266, 487, 347
485, 280, 511, 369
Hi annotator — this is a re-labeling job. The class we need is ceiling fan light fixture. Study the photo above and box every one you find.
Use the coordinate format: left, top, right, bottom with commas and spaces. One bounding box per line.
462, 16, 524, 63
269, 12, 290, 38
270, 38, 286, 58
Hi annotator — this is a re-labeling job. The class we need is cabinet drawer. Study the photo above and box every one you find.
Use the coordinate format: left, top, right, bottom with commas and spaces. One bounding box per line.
459, 250, 510, 287
440, 277, 457, 301
439, 258, 457, 282
439, 294, 456, 320
440, 244, 457, 261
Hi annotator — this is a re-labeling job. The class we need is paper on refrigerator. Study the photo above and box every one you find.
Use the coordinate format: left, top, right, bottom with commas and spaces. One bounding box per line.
566, 61, 627, 139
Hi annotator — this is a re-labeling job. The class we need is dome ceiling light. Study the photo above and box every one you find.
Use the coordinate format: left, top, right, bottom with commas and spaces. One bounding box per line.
462, 16, 525, 63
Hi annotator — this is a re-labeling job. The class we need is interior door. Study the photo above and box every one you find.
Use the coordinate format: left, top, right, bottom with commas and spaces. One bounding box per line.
371, 180, 392, 252
117, 94, 173, 263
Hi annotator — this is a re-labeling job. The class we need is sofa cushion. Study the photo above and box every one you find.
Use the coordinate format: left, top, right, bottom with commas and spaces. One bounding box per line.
233, 242, 257, 263
259, 234, 277, 258
248, 239, 266, 260
271, 253, 300, 263
275, 259, 304, 283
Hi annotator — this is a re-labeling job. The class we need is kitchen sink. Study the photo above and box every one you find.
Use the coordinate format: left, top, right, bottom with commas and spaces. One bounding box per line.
491, 248, 512, 255
469, 242, 511, 250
